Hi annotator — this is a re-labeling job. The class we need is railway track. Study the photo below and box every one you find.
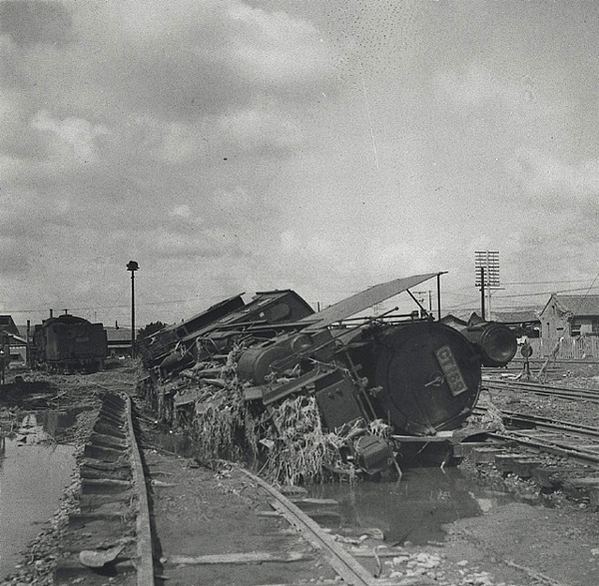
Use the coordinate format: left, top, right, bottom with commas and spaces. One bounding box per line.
53, 391, 409, 586
55, 391, 154, 585
467, 404, 599, 506
480, 407, 599, 464
483, 378, 599, 403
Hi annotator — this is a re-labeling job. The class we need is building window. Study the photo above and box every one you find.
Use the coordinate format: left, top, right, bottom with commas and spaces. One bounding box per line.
570, 322, 581, 337
592, 319, 599, 335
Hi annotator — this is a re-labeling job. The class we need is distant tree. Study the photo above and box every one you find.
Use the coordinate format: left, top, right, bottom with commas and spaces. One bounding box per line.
138, 321, 166, 340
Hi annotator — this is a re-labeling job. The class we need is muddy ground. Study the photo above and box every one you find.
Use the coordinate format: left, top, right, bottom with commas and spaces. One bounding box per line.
2, 361, 599, 586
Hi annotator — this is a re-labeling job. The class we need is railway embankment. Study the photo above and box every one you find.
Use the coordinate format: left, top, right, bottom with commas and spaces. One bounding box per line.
3, 361, 599, 585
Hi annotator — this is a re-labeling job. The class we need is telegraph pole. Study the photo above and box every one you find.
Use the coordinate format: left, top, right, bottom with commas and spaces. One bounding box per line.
126, 261, 139, 358
479, 267, 486, 321
475, 250, 500, 321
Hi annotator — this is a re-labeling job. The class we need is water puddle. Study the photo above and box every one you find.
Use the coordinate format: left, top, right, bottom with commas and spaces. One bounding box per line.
0, 411, 77, 578
308, 466, 526, 545
154, 432, 529, 546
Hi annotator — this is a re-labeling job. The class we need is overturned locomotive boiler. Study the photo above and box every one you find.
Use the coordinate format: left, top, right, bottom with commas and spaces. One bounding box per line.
141, 272, 517, 479
237, 318, 483, 436
233, 273, 517, 437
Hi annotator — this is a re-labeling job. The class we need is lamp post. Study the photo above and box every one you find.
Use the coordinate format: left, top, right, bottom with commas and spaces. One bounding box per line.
126, 261, 139, 358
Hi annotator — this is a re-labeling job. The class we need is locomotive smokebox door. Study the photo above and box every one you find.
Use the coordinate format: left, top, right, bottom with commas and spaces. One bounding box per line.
315, 378, 364, 431
370, 321, 481, 435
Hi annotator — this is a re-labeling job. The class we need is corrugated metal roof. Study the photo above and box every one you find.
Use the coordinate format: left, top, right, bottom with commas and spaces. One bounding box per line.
553, 295, 599, 316
301, 272, 440, 332
494, 309, 541, 323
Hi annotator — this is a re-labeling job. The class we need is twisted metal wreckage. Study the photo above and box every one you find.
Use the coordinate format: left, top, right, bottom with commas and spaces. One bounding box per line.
138, 273, 517, 483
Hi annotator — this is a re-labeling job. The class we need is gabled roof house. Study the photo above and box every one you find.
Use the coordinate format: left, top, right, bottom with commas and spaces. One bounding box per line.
539, 294, 599, 339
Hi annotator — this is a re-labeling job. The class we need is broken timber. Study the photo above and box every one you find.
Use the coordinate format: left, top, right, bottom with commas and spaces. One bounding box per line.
168, 552, 313, 565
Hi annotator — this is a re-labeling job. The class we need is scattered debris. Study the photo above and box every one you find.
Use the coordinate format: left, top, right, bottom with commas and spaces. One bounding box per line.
78, 544, 124, 568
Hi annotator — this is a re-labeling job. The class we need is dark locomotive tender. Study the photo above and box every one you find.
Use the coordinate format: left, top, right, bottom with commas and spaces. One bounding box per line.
32, 313, 108, 373
141, 273, 517, 471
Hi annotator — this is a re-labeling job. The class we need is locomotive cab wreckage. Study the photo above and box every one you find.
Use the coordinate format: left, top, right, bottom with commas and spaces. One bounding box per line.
139, 273, 517, 481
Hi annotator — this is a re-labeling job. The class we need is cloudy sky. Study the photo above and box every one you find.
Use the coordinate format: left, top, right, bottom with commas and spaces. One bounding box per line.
1, 0, 598, 327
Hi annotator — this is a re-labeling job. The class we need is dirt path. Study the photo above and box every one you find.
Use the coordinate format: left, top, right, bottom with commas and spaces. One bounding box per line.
440, 502, 599, 586
143, 452, 337, 586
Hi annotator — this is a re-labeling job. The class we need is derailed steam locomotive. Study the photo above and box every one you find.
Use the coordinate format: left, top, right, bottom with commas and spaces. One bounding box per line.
140, 272, 516, 475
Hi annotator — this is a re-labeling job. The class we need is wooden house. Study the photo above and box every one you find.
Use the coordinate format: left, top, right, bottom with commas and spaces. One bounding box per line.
540, 294, 599, 340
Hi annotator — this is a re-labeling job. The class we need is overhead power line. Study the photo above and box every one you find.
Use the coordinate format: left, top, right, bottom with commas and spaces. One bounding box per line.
495, 285, 599, 299
502, 279, 594, 286
444, 284, 599, 311
0, 296, 223, 315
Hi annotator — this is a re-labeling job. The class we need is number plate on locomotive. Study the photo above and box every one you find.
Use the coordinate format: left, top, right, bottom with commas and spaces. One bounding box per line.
434, 345, 468, 396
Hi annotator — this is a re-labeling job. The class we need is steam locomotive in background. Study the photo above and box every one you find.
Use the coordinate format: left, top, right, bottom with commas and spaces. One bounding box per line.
140, 273, 518, 457
31, 313, 108, 373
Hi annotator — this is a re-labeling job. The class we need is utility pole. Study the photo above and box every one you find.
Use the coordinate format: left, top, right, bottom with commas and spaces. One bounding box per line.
479, 267, 486, 321
126, 261, 139, 358
475, 251, 500, 321
437, 272, 444, 321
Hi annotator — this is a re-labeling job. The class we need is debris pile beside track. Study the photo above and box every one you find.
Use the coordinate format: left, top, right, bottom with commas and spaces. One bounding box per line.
138, 351, 392, 485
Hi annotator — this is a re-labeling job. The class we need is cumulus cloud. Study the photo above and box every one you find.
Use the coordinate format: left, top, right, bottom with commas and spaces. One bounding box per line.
144, 226, 245, 260
169, 204, 194, 220
433, 62, 568, 124
227, 3, 332, 87
435, 63, 509, 107
0, 0, 340, 322
31, 111, 107, 165
0, 0, 73, 46
217, 105, 304, 153
59, 0, 336, 120
508, 149, 599, 201
1, 1, 598, 324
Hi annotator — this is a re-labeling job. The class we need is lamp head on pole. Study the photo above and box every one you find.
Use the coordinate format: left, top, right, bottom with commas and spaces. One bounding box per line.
127, 260, 139, 273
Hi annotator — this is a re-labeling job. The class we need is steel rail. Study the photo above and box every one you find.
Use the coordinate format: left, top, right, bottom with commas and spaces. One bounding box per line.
474, 406, 599, 463
56, 392, 155, 585
484, 378, 599, 396
124, 394, 155, 586
488, 431, 599, 464
483, 379, 599, 403
240, 468, 375, 586
514, 387, 599, 401
514, 385, 599, 400
499, 409, 599, 437
520, 380, 598, 392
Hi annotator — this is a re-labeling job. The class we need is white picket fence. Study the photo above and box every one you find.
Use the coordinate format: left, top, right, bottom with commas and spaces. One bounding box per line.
528, 336, 599, 359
